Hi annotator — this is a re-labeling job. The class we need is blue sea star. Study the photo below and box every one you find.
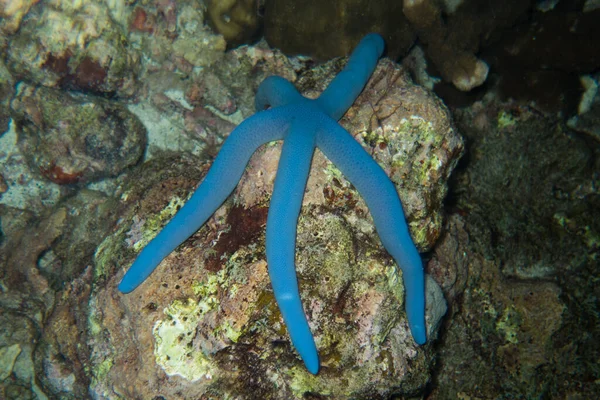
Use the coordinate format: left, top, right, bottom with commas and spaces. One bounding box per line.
118, 33, 426, 374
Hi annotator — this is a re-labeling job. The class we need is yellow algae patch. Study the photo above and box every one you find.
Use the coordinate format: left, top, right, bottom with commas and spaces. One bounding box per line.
153, 299, 214, 381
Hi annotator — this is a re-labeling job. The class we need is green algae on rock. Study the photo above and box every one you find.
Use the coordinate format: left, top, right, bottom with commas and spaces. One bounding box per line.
322, 59, 463, 251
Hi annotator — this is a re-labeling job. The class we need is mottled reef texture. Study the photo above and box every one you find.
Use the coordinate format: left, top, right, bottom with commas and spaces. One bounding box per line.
428, 99, 600, 398
0, 1, 463, 398
11, 85, 146, 185
1, 0, 599, 399
87, 59, 460, 399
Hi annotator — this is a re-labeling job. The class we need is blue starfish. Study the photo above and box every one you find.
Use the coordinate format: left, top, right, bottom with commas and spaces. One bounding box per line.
118, 33, 426, 374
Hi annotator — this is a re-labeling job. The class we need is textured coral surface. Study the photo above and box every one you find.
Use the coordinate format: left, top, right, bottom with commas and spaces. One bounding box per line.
87, 57, 460, 398
1, 1, 598, 399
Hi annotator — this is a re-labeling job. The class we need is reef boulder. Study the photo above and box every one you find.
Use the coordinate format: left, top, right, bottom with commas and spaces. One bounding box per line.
10, 85, 146, 185
87, 56, 462, 398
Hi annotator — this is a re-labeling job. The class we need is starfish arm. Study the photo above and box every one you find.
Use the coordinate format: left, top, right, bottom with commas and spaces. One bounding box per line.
316, 119, 427, 345
266, 123, 319, 374
118, 108, 292, 293
316, 33, 384, 121
255, 76, 304, 111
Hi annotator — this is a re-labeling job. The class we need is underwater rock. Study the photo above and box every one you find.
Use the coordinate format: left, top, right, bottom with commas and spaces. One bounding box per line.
336, 59, 464, 248
10, 85, 146, 185
135, 41, 298, 162
0, 203, 64, 299
0, 60, 14, 135
0, 204, 79, 398
34, 266, 93, 399
430, 218, 568, 397
88, 55, 462, 398
427, 214, 469, 304
90, 158, 436, 398
431, 90, 600, 397
0, 312, 42, 399
5, 1, 140, 96
453, 100, 597, 279
0, 190, 118, 397
37, 189, 118, 289
0, 192, 114, 398
0, 0, 39, 35
0, 121, 68, 214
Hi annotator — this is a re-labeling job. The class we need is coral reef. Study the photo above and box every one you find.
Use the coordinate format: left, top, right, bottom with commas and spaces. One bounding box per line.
4, 1, 595, 398
11, 85, 147, 185
0, 61, 14, 134
5, 1, 140, 96
86, 56, 461, 398
0, 2, 465, 386
428, 97, 600, 397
